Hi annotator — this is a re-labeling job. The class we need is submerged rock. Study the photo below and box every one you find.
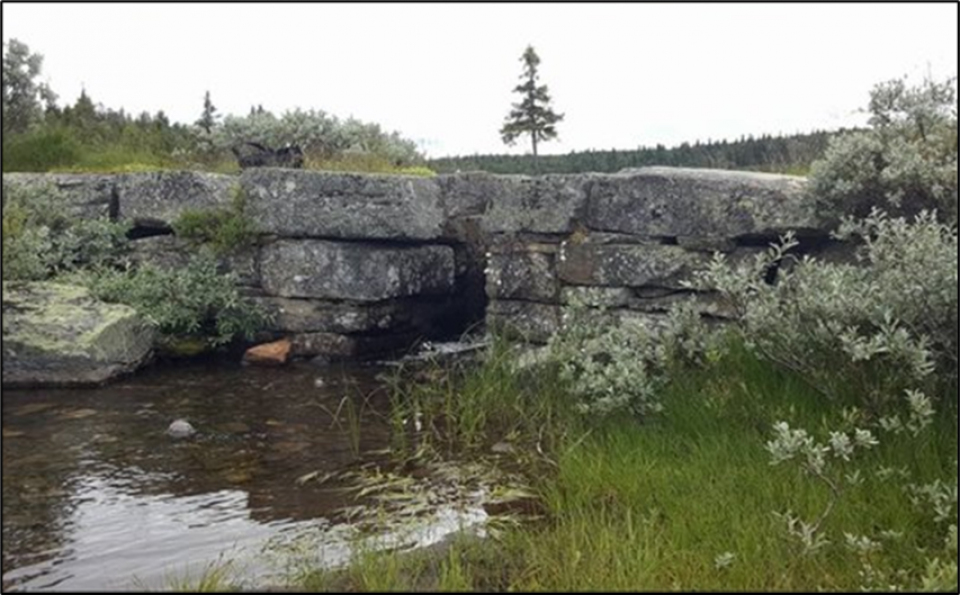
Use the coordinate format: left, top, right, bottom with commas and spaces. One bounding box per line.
242, 338, 292, 366
2, 282, 155, 387
166, 419, 196, 439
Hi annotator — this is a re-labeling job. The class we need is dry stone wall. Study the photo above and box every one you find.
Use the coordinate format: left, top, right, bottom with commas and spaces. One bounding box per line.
3, 166, 844, 359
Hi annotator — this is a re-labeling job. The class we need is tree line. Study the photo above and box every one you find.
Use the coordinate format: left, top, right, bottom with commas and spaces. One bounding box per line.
430, 129, 844, 176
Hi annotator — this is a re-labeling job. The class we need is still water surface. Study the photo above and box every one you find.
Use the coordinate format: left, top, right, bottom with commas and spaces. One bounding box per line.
2, 359, 485, 591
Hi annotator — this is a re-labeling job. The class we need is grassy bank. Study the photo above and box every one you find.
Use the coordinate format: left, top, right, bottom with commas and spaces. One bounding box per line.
282, 340, 956, 592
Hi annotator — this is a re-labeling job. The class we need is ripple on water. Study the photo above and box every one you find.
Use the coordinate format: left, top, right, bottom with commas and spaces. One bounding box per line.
1, 359, 496, 592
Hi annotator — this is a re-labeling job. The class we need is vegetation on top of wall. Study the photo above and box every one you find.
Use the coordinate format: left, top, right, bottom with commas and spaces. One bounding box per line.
2, 39, 429, 175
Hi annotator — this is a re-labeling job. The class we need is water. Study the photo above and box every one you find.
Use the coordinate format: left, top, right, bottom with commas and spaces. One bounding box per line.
1, 359, 487, 591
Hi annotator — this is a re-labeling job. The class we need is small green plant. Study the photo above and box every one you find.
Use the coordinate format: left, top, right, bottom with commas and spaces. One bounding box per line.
171, 185, 257, 255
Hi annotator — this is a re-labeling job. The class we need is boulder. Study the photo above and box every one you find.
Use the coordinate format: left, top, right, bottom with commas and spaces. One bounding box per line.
253, 296, 451, 334
166, 419, 197, 439
2, 282, 155, 387
290, 331, 422, 360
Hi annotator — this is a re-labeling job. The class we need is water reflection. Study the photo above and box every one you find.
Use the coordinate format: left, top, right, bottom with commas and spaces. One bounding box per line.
1, 360, 484, 591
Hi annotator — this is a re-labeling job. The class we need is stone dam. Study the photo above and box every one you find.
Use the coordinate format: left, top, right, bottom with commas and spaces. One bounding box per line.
2, 167, 847, 363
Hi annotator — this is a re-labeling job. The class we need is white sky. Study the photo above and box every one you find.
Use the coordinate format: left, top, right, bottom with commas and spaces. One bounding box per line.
4, 3, 957, 158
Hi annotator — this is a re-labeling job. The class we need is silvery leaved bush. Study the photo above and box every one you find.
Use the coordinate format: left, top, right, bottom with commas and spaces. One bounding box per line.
810, 75, 958, 226
548, 293, 717, 418
689, 209, 957, 415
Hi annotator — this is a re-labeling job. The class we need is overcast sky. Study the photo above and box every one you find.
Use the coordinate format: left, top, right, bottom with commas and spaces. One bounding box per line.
4, 3, 957, 158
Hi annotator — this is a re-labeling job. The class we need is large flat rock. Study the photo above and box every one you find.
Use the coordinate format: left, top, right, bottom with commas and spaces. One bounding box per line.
586, 167, 817, 239
2, 282, 155, 387
260, 240, 455, 301
242, 169, 445, 240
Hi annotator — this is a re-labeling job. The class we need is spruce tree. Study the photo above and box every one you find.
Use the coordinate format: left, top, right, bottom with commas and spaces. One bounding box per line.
500, 45, 564, 173
196, 90, 219, 133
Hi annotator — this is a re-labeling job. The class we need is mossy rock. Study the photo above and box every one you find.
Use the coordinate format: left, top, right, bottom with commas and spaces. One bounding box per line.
2, 281, 155, 387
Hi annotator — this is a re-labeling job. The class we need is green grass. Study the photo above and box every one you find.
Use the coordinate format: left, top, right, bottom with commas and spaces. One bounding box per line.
294, 342, 957, 592
386, 336, 578, 459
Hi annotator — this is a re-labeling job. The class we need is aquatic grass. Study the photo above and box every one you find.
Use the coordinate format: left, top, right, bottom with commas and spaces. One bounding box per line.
313, 342, 956, 592
143, 556, 241, 592
386, 334, 580, 460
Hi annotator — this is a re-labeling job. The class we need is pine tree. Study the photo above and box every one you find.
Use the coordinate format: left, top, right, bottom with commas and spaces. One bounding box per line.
500, 45, 563, 173
196, 90, 219, 133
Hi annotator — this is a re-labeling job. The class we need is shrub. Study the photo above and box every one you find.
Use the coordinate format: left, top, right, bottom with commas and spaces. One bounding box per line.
547, 297, 718, 418
75, 253, 271, 347
810, 76, 958, 226
1, 181, 130, 280
690, 209, 958, 413
171, 186, 257, 255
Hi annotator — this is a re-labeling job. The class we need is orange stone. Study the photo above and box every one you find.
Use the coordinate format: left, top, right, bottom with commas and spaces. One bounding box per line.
243, 338, 292, 366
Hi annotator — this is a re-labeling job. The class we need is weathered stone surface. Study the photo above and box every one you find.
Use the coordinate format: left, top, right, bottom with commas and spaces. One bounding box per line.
2, 173, 116, 220
243, 338, 291, 366
486, 301, 561, 344
116, 171, 236, 229
261, 240, 454, 301
440, 172, 589, 235
486, 250, 559, 302
561, 286, 635, 308
558, 242, 707, 288
2, 282, 155, 387
242, 169, 444, 240
253, 296, 450, 334
561, 287, 736, 318
127, 235, 192, 270
126, 235, 260, 287
586, 167, 817, 239
438, 171, 503, 219
290, 331, 421, 360
483, 175, 590, 234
